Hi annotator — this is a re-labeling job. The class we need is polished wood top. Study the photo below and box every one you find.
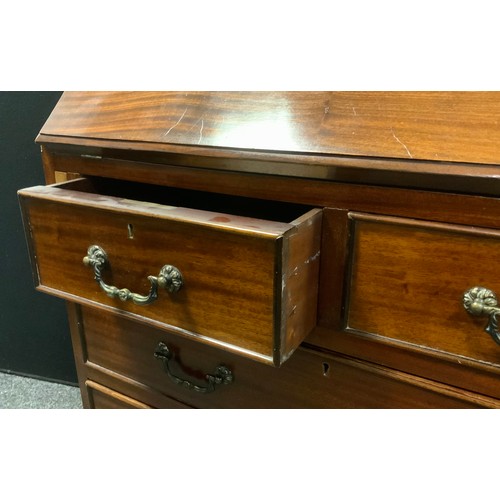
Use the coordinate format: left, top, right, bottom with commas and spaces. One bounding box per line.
39, 91, 500, 165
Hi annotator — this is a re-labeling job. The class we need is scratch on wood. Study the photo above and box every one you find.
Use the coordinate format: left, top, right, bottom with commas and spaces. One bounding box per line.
390, 128, 413, 158
352, 107, 357, 116
188, 117, 202, 132
163, 108, 187, 137
304, 250, 321, 264
198, 119, 204, 144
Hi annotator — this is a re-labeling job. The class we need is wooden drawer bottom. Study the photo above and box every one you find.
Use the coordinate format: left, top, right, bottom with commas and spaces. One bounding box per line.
71, 305, 500, 409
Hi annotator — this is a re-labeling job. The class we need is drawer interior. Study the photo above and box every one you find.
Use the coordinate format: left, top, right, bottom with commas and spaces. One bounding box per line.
56, 176, 314, 223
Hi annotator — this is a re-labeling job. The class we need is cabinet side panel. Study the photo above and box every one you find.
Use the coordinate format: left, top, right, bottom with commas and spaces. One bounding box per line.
17, 194, 40, 288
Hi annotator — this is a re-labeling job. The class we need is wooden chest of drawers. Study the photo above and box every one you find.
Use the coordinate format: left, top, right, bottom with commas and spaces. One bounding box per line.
19, 91, 500, 408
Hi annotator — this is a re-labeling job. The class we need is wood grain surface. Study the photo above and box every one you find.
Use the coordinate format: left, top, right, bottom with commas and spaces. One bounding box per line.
85, 380, 155, 409
41, 152, 500, 231
19, 179, 321, 365
347, 214, 500, 366
39, 91, 500, 165
78, 305, 499, 409
29, 91, 500, 408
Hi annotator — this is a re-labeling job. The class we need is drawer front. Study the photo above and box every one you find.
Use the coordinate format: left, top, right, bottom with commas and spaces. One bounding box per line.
79, 306, 498, 408
347, 213, 500, 368
19, 179, 322, 366
85, 380, 153, 409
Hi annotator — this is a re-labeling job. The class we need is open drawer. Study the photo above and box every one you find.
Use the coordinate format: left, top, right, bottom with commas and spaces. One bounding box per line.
18, 177, 322, 366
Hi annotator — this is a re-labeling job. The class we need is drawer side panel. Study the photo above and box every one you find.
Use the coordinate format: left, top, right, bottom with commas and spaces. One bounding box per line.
280, 209, 323, 363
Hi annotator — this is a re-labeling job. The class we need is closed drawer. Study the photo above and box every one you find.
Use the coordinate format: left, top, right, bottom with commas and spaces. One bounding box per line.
347, 213, 500, 369
85, 380, 153, 409
79, 306, 498, 408
19, 177, 321, 366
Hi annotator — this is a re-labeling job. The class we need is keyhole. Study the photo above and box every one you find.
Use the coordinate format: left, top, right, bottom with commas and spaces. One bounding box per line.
127, 224, 134, 239
322, 362, 330, 377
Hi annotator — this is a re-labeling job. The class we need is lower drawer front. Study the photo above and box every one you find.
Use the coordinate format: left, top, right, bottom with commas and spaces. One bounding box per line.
79, 306, 497, 408
85, 380, 153, 409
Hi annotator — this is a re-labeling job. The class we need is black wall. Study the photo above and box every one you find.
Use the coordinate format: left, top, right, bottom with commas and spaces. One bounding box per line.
0, 91, 78, 384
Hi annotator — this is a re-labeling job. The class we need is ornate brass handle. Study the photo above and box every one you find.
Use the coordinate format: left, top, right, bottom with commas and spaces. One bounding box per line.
463, 286, 500, 345
154, 342, 233, 393
83, 245, 183, 305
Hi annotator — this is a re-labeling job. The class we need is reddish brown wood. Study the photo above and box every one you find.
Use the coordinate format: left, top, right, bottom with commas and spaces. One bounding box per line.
22, 91, 500, 408
37, 92, 500, 196
39, 91, 500, 165
317, 208, 351, 328
347, 214, 500, 366
306, 326, 500, 400
41, 136, 500, 195
19, 179, 322, 366
80, 306, 498, 409
85, 380, 154, 409
66, 302, 91, 408
40, 145, 57, 184
42, 152, 500, 231
280, 209, 323, 362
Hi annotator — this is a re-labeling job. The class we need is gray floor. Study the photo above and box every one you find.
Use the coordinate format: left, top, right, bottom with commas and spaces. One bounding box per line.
0, 372, 83, 409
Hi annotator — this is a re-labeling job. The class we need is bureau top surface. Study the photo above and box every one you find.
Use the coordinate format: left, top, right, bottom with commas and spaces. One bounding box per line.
38, 92, 500, 165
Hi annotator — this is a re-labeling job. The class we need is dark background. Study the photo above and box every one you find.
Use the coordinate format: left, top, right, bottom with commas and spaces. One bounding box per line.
0, 91, 78, 384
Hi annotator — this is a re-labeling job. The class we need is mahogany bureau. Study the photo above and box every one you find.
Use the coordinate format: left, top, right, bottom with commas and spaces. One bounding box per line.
18, 92, 500, 408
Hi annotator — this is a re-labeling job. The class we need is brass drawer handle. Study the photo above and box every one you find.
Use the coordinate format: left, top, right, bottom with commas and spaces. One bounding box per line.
463, 286, 500, 345
83, 244, 183, 305
154, 342, 233, 393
